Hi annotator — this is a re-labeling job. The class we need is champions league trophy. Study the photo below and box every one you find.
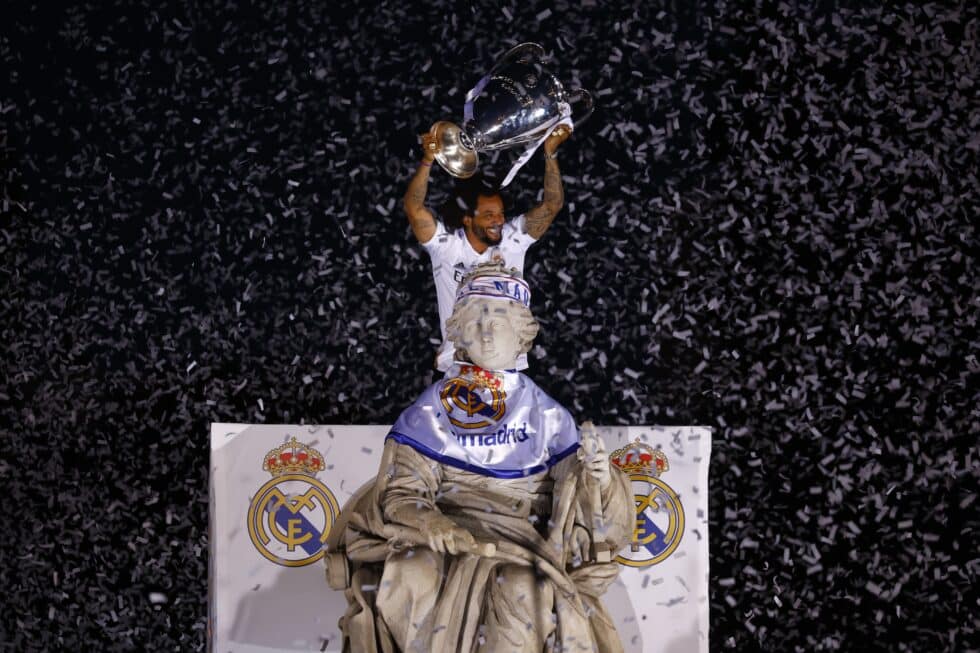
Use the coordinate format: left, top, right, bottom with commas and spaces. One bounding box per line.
431, 42, 594, 186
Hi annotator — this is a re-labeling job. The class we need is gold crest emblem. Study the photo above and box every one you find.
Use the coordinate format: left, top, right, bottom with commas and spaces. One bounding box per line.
611, 440, 685, 567
247, 438, 340, 567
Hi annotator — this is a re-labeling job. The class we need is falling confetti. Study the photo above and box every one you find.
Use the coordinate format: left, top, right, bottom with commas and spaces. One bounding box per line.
1, 1, 976, 651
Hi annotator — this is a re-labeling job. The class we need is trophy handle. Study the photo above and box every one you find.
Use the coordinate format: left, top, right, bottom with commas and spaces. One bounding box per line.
565, 89, 594, 130
492, 42, 545, 74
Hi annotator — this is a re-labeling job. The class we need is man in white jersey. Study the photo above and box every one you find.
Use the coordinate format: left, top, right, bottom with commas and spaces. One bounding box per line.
403, 125, 570, 371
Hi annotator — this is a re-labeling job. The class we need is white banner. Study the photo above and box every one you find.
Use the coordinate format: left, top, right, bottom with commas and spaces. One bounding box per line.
209, 424, 710, 652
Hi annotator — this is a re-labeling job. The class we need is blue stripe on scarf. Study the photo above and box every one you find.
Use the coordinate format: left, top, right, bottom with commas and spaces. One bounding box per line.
387, 431, 580, 478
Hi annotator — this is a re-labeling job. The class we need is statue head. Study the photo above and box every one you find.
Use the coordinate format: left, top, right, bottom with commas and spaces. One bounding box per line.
445, 263, 539, 370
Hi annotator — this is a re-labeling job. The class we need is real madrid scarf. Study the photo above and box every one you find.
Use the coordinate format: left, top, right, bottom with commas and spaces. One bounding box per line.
387, 364, 580, 478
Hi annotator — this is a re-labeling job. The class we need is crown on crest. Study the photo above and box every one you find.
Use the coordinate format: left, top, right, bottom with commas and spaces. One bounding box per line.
610, 439, 669, 477
459, 364, 504, 390
262, 437, 325, 477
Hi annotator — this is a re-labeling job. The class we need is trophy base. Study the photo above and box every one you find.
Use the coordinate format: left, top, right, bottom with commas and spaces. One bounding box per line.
431, 121, 478, 178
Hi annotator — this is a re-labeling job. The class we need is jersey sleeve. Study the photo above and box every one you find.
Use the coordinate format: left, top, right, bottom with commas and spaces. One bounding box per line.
419, 219, 455, 261
503, 214, 538, 251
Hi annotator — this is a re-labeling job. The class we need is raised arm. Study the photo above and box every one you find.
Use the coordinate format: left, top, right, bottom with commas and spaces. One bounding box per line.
523, 126, 571, 240
403, 132, 439, 243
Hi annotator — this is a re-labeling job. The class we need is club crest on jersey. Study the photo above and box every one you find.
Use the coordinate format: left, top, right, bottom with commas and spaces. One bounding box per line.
440, 365, 506, 430
611, 440, 685, 568
247, 438, 340, 567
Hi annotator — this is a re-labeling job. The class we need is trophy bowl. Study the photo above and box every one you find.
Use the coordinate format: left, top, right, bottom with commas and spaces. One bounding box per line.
432, 42, 594, 180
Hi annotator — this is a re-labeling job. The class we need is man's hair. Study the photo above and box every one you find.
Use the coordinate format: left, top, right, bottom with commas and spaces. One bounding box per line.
454, 172, 508, 217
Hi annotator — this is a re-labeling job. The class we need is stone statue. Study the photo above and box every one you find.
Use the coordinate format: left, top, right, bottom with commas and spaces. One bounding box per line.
325, 263, 633, 652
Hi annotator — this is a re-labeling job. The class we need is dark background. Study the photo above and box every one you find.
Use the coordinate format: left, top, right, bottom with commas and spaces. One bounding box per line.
2, 1, 977, 651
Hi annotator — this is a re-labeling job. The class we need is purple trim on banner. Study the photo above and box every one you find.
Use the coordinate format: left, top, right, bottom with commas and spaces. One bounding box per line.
387, 431, 580, 478
455, 291, 528, 305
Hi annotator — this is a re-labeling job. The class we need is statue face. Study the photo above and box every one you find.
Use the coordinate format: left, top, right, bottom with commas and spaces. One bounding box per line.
457, 300, 521, 370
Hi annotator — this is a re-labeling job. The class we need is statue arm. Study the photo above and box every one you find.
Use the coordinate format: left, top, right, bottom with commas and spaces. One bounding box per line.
381, 442, 477, 555
574, 423, 634, 555
596, 465, 633, 549
381, 442, 442, 521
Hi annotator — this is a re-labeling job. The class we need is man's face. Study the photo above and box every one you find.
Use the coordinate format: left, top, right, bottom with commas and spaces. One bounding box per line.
458, 301, 521, 371
464, 195, 505, 247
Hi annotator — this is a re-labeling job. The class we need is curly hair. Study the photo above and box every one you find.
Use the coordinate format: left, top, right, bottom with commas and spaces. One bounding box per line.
456, 172, 510, 216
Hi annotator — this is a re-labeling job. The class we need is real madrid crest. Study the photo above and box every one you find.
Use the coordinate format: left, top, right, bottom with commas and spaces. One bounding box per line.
440, 365, 507, 430
610, 439, 685, 568
246, 437, 340, 567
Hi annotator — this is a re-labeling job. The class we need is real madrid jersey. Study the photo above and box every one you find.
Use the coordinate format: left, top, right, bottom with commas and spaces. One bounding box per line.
421, 215, 537, 372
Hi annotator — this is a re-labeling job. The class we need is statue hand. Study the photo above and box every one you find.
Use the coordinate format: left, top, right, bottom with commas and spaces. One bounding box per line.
425, 516, 476, 555
569, 525, 591, 568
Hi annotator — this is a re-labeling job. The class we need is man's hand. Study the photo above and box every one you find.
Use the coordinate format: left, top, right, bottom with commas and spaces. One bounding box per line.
420, 131, 439, 164
543, 124, 571, 157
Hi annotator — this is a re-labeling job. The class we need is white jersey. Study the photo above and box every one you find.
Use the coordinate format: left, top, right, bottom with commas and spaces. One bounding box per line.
421, 214, 536, 372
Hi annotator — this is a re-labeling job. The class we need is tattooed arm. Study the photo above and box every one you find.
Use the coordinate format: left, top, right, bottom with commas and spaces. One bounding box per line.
403, 132, 439, 243
523, 126, 570, 240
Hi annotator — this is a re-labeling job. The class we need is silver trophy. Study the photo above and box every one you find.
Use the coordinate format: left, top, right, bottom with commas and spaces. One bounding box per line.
431, 43, 593, 183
